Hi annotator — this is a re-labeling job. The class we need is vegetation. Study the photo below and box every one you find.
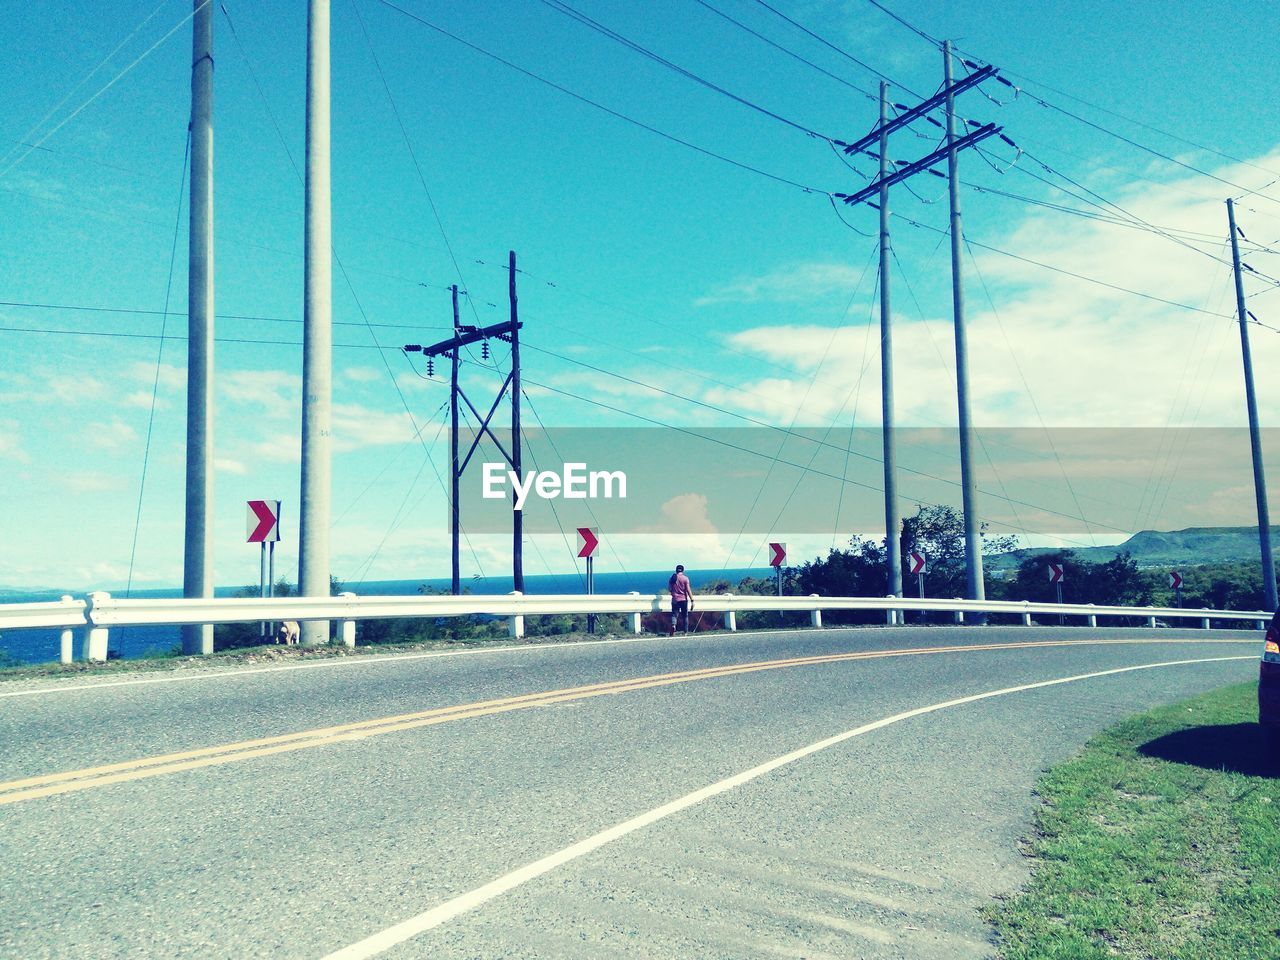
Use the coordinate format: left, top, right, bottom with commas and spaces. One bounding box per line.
988, 682, 1280, 960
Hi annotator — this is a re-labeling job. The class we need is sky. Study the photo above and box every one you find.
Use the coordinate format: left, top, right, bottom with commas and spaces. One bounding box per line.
2, 0, 1279, 592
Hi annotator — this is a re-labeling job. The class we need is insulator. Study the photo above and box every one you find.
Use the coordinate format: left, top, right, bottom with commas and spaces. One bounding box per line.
426, 358, 434, 377
481, 341, 490, 360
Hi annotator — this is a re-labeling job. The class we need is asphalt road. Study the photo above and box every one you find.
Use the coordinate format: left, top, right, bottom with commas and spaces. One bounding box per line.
0, 626, 1263, 959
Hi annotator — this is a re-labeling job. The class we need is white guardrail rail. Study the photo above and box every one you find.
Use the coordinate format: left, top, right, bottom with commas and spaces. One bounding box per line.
0, 591, 1272, 665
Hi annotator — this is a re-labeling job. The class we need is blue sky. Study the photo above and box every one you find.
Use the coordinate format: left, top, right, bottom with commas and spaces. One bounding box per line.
2, 0, 1279, 591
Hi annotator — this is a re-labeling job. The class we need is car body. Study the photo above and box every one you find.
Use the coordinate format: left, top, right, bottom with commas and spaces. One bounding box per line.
1261, 611, 1280, 751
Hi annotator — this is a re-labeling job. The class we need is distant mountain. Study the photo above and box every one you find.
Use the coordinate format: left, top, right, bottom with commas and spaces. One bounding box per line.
988, 526, 1280, 571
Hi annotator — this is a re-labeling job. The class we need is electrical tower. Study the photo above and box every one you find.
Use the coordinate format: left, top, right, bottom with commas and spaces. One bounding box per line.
836, 45, 1003, 608
405, 251, 525, 595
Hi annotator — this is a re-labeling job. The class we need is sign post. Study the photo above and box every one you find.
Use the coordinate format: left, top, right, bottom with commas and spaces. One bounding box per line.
578, 527, 599, 634
908, 549, 927, 622
1049, 562, 1065, 624
769, 542, 787, 596
1169, 570, 1183, 608
248, 500, 281, 639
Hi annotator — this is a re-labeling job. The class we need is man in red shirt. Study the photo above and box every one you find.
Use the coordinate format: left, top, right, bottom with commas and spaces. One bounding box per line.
669, 564, 693, 635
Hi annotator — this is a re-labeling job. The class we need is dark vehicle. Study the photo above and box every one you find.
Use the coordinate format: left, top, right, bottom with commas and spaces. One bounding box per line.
1261, 611, 1280, 753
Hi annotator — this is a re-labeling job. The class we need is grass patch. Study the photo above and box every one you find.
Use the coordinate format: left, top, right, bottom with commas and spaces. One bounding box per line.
989, 681, 1280, 959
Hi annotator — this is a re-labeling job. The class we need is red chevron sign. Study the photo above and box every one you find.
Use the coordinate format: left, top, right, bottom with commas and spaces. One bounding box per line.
577, 527, 599, 559
246, 500, 281, 543
1169, 570, 1183, 590
908, 551, 926, 576
1048, 562, 1065, 584
769, 542, 787, 567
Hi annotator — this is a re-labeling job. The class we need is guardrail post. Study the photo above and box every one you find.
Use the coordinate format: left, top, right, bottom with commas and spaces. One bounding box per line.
1021, 602, 1032, 626
339, 592, 358, 648
508, 591, 525, 639
885, 597, 897, 626
1147, 615, 1157, 628
723, 594, 737, 631
809, 595, 822, 628
954, 599, 964, 625
1087, 605, 1097, 628
1258, 619, 1268, 631
59, 595, 75, 663
627, 592, 642, 634
1200, 608, 1211, 630
83, 591, 110, 662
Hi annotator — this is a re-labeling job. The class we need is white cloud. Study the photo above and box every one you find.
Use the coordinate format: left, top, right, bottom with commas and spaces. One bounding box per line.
696, 262, 867, 306
84, 416, 138, 451
342, 366, 382, 383
219, 370, 300, 420
215, 457, 247, 475
0, 420, 30, 464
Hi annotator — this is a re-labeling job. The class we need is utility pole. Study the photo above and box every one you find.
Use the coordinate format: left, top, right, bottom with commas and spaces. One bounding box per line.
183, 0, 214, 655
405, 272, 525, 600
299, 0, 332, 644
836, 52, 999, 611
944, 39, 985, 605
1228, 198, 1278, 611
877, 81, 902, 612
510, 251, 524, 594
450, 285, 461, 595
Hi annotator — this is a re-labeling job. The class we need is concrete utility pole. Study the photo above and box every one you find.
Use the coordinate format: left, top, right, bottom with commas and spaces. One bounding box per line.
299, 0, 332, 644
183, 0, 214, 655
1228, 198, 1278, 611
944, 40, 985, 604
878, 81, 902, 608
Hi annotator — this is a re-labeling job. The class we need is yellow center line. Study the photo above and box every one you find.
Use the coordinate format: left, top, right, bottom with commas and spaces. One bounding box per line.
0, 637, 1252, 806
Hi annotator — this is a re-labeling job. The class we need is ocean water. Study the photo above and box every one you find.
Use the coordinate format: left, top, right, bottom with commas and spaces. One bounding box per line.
0, 568, 768, 665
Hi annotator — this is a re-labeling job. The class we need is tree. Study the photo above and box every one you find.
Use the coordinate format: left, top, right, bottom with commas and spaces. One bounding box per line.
900, 504, 1017, 599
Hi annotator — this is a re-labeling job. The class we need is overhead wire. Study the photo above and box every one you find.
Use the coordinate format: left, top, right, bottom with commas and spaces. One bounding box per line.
534, 0, 838, 141
222, 0, 489, 578
375, 0, 826, 193
0, 0, 174, 170
0, 0, 212, 182
125, 129, 190, 602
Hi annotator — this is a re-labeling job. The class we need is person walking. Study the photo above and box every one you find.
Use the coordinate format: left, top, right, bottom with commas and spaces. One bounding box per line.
669, 564, 693, 635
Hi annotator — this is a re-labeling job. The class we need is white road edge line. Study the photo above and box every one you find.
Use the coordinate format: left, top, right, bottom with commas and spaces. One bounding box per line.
0, 628, 1258, 700
320, 654, 1254, 960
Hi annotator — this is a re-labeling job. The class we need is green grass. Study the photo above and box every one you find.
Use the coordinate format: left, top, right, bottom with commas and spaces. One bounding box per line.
989, 682, 1280, 959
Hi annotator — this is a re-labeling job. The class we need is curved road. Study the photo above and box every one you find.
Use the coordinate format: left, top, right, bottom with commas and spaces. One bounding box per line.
0, 626, 1262, 959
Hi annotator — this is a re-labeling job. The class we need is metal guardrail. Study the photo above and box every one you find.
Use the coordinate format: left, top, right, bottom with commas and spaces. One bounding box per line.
0, 591, 1270, 664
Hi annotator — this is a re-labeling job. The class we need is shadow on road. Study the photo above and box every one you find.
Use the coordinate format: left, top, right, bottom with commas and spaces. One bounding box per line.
1139, 723, 1279, 779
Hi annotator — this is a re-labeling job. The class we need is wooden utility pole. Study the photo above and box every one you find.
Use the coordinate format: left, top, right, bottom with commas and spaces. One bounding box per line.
877, 81, 902, 616
1228, 198, 1278, 611
837, 51, 999, 614
406, 268, 525, 599
944, 39, 985, 606
510, 251, 524, 594
450, 285, 461, 595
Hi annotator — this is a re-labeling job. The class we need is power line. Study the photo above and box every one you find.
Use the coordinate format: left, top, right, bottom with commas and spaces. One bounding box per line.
869, 211, 1237, 319
535, 0, 837, 141
688, 0, 875, 101
832, 0, 1280, 207
0, 1, 212, 182
375, 0, 826, 193
0, 0, 173, 171
747, 0, 918, 96
0, 298, 451, 331
126, 128, 190, 602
